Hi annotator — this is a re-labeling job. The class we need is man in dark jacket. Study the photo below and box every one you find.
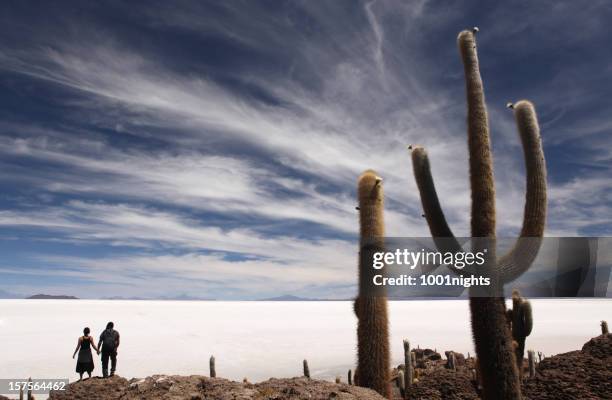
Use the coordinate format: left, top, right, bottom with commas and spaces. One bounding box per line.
98, 321, 120, 378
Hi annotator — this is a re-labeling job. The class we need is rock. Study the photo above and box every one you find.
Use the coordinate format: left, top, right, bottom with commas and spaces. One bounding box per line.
414, 348, 441, 361
413, 348, 442, 368
455, 352, 466, 366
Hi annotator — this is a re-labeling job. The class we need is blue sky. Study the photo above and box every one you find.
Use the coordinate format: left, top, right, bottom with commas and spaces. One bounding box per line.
0, 1, 611, 299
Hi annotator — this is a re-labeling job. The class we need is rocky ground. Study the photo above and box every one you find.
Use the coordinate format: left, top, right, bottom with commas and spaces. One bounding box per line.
47, 376, 386, 400
39, 334, 610, 400
397, 333, 611, 400
521, 333, 611, 400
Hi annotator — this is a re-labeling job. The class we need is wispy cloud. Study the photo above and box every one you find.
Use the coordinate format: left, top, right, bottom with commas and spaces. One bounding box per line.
0, 1, 610, 298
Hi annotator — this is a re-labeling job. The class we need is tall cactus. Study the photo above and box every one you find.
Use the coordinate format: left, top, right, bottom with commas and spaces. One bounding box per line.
354, 170, 391, 398
410, 29, 547, 400
507, 289, 533, 376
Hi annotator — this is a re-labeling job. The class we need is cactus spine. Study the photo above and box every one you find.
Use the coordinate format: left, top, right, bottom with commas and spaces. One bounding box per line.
508, 289, 533, 375
410, 29, 547, 400
209, 356, 216, 378
602, 320, 609, 335
355, 170, 391, 398
303, 359, 310, 379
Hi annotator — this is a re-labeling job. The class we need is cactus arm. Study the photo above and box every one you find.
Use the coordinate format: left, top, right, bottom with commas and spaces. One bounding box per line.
498, 101, 547, 283
458, 30, 496, 238
411, 147, 461, 242
411, 146, 476, 276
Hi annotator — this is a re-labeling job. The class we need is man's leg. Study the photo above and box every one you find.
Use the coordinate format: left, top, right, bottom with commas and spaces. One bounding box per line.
110, 352, 117, 376
101, 351, 109, 378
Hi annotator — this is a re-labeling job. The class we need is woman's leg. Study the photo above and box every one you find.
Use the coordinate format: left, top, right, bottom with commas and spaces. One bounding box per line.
79, 372, 83, 381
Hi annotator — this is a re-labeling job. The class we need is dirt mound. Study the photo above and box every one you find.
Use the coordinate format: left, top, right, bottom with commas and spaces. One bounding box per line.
49, 376, 129, 400
48, 375, 386, 400
522, 333, 612, 400
582, 333, 612, 359
395, 353, 479, 400
401, 364, 479, 400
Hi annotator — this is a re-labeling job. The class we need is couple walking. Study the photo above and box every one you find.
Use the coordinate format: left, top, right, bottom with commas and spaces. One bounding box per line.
72, 322, 120, 380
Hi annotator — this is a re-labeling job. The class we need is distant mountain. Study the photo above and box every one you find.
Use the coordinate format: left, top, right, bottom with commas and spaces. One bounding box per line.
259, 295, 317, 301
103, 295, 216, 301
160, 294, 216, 301
27, 294, 79, 299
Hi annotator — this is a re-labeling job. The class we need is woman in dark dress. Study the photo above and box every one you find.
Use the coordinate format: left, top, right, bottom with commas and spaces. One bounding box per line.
72, 327, 99, 381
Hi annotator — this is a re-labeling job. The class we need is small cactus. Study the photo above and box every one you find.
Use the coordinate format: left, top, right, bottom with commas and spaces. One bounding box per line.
537, 351, 543, 363
335, 376, 341, 384
602, 320, 609, 335
303, 359, 310, 379
527, 350, 536, 378
348, 369, 352, 385
27, 378, 32, 400
445, 351, 457, 371
209, 356, 216, 378
403, 340, 413, 391
397, 369, 406, 398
